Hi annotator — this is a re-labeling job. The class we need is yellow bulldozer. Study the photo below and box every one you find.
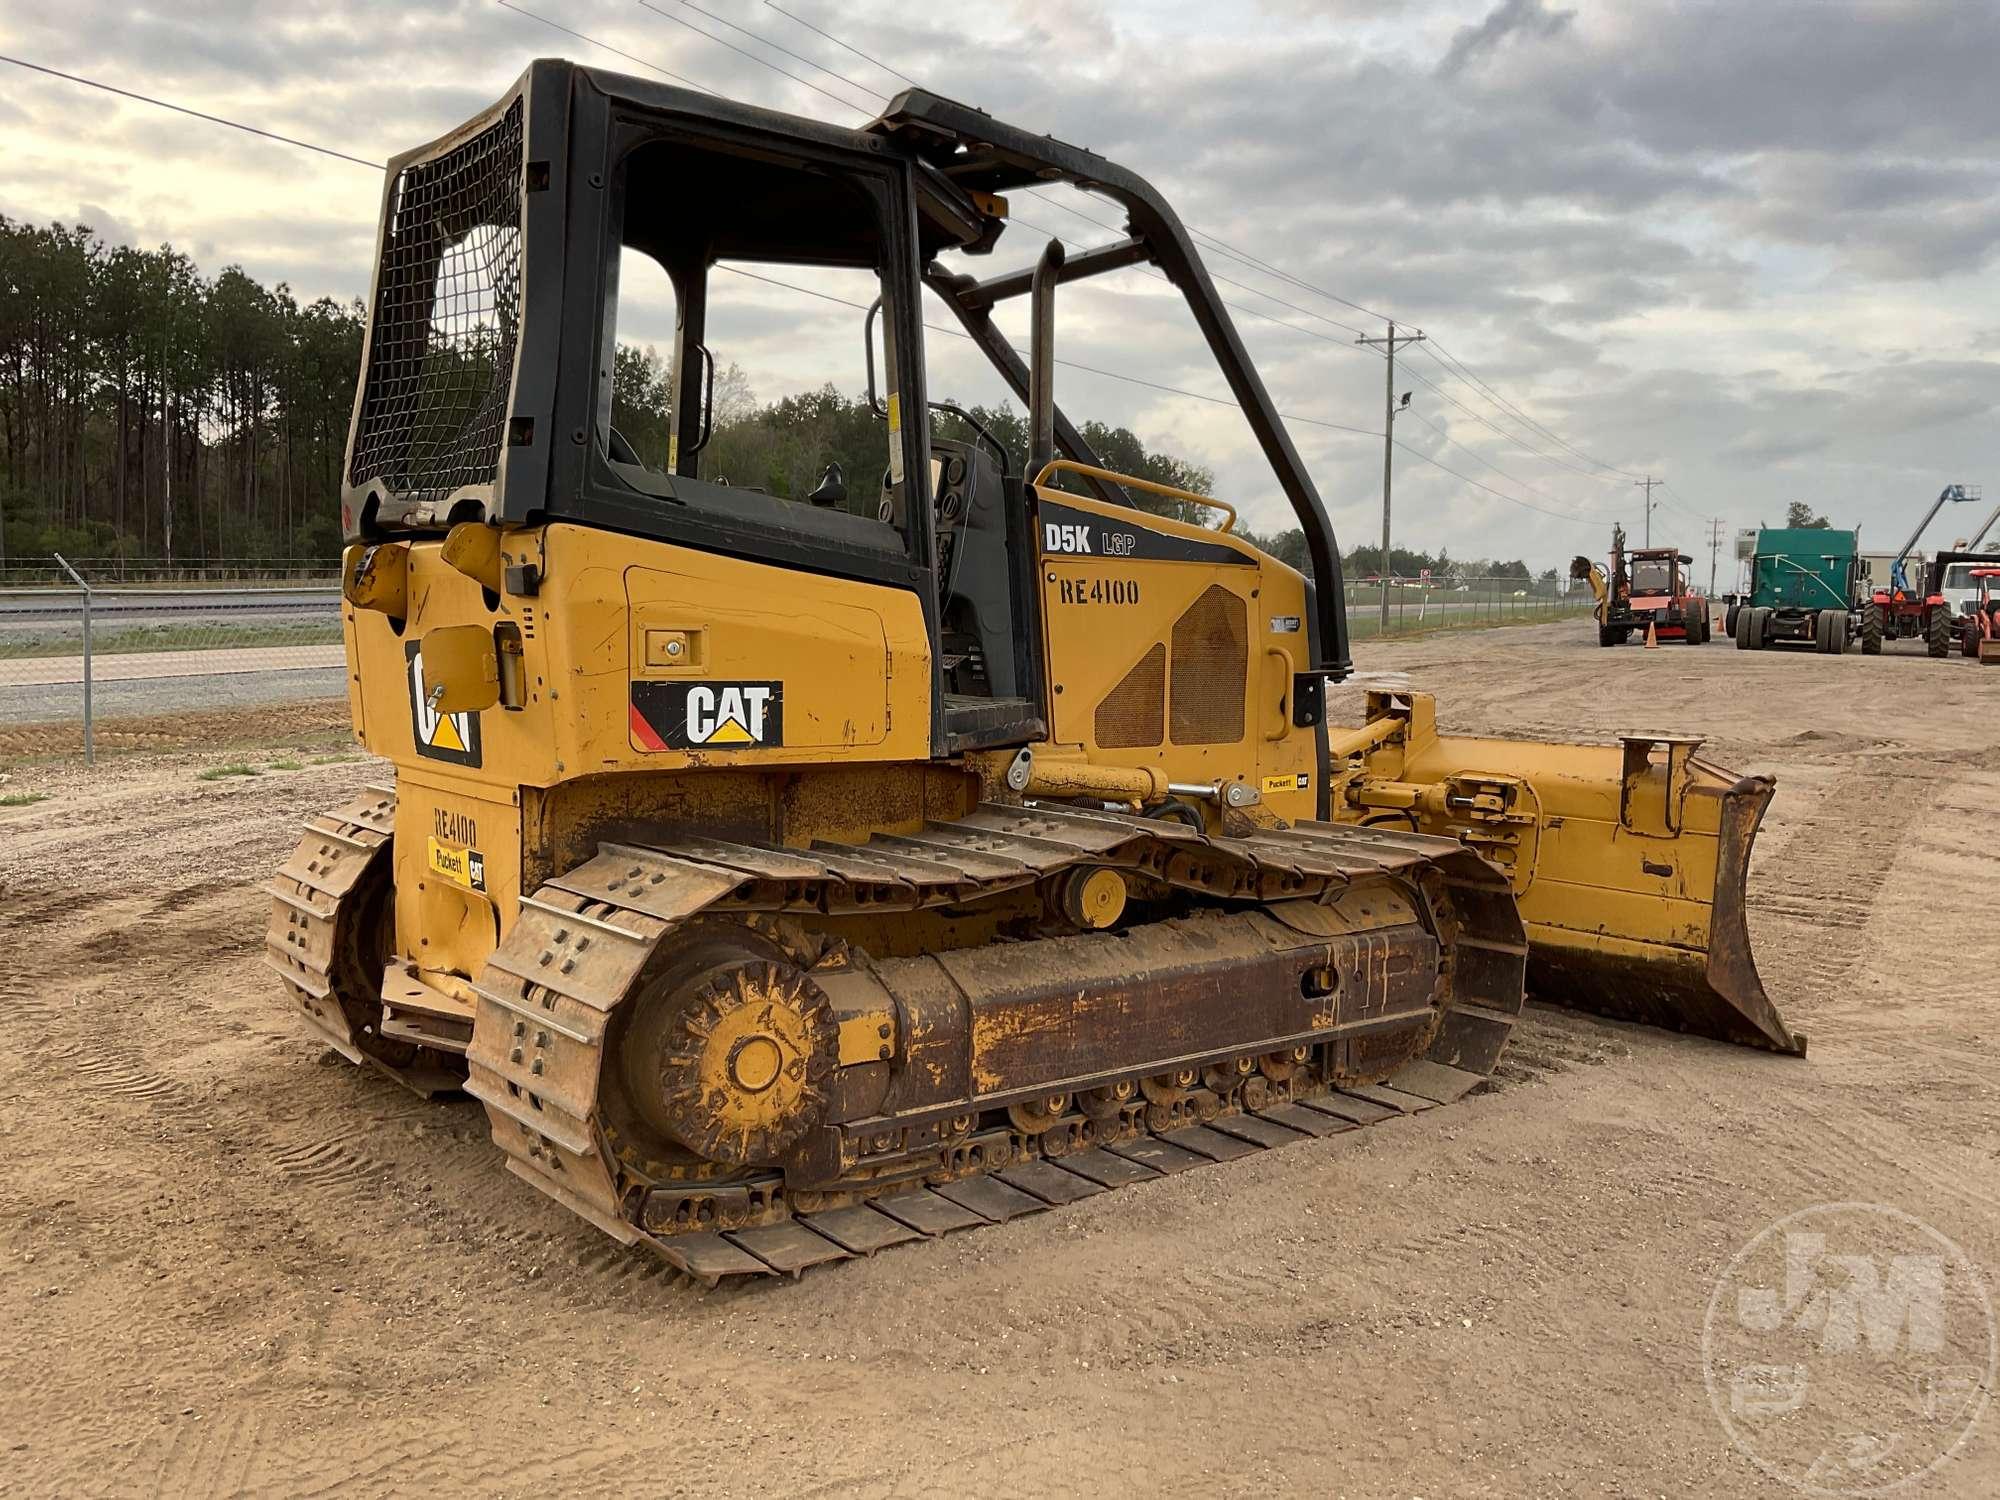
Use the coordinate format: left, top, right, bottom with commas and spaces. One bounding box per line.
269, 62, 1801, 1283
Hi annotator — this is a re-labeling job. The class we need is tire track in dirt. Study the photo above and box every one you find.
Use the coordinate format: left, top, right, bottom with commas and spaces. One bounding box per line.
8, 808, 693, 1298
1491, 1007, 1633, 1086
1737, 760, 2000, 1222
1745, 754, 1953, 1017
69, 1051, 189, 1108
143, 1411, 272, 1500
271, 1137, 391, 1189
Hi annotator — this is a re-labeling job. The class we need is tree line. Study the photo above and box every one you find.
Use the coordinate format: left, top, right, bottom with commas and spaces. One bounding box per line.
1, 218, 1547, 584
0, 217, 361, 566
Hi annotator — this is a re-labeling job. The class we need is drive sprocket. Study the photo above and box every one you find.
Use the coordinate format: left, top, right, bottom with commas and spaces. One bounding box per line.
632, 951, 839, 1166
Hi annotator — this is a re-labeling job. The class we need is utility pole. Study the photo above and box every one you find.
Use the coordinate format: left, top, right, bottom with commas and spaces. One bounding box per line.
1707, 516, 1723, 600
162, 331, 174, 568
1634, 475, 1661, 547
1356, 320, 1426, 628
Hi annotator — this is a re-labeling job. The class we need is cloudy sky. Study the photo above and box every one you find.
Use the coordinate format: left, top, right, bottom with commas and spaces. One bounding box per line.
5, 0, 2000, 576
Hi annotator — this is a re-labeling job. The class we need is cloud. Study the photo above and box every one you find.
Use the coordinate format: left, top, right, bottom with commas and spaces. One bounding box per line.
3, 0, 1998, 569
1436, 0, 1576, 79
73, 201, 138, 248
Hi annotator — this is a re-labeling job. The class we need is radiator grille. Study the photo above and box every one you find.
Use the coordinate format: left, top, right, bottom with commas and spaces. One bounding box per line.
349, 98, 525, 500
1170, 585, 1246, 745
1095, 643, 1166, 749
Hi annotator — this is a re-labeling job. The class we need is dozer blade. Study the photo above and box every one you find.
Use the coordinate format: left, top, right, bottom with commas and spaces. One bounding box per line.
1331, 692, 1806, 1057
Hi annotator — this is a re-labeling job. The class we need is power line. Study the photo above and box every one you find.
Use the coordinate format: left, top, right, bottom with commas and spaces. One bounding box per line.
712, 268, 1600, 524
636, 0, 864, 115
674, 0, 884, 109
723, 264, 1378, 433
768, 5, 1402, 327
611, 0, 1647, 517
736, 0, 1406, 347
1657, 479, 1715, 527
1390, 439, 1601, 526
763, 0, 919, 88
604, 6, 1380, 359
1186, 226, 1395, 325
499, 1, 717, 94
1664, 490, 1712, 524
1420, 336, 1644, 480
6, 42, 1605, 538
762, 4, 1665, 503
1000, 215, 1379, 353
749, 0, 1703, 525
1002, 183, 1377, 338
0, 53, 383, 169
1400, 406, 1622, 515
1399, 360, 1625, 484
1408, 347, 1623, 482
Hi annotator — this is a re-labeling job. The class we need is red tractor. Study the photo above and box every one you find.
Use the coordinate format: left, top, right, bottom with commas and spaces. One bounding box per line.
1573, 529, 1709, 646
1958, 567, 2000, 664
1865, 571, 1955, 658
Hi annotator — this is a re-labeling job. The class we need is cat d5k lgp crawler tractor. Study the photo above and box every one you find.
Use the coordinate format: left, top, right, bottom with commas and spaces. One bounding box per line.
270, 62, 1801, 1284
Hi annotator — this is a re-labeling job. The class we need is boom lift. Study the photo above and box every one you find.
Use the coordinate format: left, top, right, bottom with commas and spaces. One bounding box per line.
270, 62, 1801, 1282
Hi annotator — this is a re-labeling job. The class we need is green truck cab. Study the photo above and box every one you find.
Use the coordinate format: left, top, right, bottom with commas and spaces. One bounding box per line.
1731, 527, 1860, 655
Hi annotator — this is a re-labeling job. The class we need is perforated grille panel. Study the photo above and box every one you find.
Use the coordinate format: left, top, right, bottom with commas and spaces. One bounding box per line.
1095, 643, 1166, 749
349, 99, 525, 500
1170, 585, 1247, 745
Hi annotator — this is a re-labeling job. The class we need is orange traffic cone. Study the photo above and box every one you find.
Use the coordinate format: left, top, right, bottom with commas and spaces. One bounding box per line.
1644, 620, 1658, 649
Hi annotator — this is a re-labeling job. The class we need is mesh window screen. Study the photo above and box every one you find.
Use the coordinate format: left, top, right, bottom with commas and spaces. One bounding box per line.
1170, 584, 1247, 744
349, 99, 525, 499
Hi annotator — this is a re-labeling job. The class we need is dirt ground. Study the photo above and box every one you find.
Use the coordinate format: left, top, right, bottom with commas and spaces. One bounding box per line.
2, 620, 1996, 1498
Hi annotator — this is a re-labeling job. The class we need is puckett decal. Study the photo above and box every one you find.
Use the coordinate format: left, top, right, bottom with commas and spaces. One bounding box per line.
631, 681, 783, 751
405, 641, 482, 767
427, 836, 487, 892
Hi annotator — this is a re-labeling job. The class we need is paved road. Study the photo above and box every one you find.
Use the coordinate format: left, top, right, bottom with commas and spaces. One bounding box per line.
0, 665, 348, 723
0, 586, 340, 638
5, 644, 347, 687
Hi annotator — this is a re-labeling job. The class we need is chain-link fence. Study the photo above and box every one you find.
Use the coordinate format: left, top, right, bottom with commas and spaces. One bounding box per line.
1344, 576, 1599, 639
1, 557, 344, 762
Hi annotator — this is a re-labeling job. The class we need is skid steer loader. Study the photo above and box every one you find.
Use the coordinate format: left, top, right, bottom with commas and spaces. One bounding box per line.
269, 61, 1801, 1284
